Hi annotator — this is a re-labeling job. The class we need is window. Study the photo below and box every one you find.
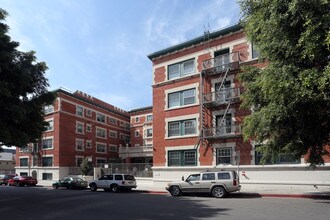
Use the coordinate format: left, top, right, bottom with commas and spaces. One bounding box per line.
135, 117, 140, 123
76, 157, 83, 167
96, 143, 107, 153
252, 43, 260, 59
115, 175, 123, 180
125, 123, 130, 131
96, 113, 106, 123
254, 145, 299, 165
44, 105, 54, 114
42, 173, 53, 180
168, 89, 196, 108
135, 130, 140, 137
109, 131, 117, 138
109, 145, 117, 152
42, 138, 53, 149
146, 115, 153, 121
218, 172, 231, 180
86, 140, 92, 148
76, 106, 83, 116
86, 109, 92, 116
168, 119, 196, 137
168, 150, 196, 166
146, 128, 153, 138
42, 156, 53, 166
45, 119, 54, 131
76, 122, 84, 134
96, 127, 106, 138
20, 158, 28, 166
168, 59, 195, 80
96, 158, 106, 165
109, 117, 117, 124
76, 139, 84, 151
86, 124, 92, 132
217, 148, 232, 164
202, 173, 215, 181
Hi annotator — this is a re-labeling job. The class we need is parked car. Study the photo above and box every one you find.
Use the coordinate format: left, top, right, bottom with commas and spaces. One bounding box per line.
89, 174, 137, 192
0, 174, 16, 185
52, 177, 88, 190
166, 170, 241, 198
12, 176, 38, 187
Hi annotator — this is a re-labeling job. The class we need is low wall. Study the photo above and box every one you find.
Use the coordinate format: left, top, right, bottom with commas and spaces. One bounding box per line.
152, 164, 330, 188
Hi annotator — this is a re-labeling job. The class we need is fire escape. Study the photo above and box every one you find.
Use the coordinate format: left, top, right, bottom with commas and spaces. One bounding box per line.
195, 51, 241, 155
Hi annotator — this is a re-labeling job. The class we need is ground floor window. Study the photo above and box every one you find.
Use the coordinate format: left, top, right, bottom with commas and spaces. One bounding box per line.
42, 173, 53, 180
255, 145, 300, 165
20, 172, 28, 177
168, 150, 197, 166
216, 148, 232, 164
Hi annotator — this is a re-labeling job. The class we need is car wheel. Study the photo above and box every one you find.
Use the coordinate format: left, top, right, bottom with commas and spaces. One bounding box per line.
110, 184, 119, 193
53, 185, 58, 189
169, 186, 181, 196
90, 183, 97, 192
212, 186, 227, 198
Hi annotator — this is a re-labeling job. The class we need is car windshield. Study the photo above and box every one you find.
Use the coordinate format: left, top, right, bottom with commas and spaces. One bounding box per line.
73, 178, 84, 181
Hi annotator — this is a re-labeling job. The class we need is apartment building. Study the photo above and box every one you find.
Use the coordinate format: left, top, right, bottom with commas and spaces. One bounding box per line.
119, 106, 153, 163
147, 24, 330, 185
15, 88, 130, 181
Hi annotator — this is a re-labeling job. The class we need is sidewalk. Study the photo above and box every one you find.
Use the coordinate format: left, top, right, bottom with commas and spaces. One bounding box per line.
134, 181, 330, 199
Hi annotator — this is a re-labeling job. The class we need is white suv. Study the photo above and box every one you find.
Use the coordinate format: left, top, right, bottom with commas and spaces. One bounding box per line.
89, 174, 137, 192
166, 171, 240, 198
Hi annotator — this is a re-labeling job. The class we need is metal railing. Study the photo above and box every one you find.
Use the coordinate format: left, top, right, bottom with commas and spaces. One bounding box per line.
203, 87, 241, 105
100, 163, 153, 178
203, 123, 241, 139
202, 52, 240, 72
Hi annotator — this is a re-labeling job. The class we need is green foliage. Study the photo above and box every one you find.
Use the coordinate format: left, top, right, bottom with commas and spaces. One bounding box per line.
80, 158, 93, 176
238, 0, 330, 166
0, 9, 55, 148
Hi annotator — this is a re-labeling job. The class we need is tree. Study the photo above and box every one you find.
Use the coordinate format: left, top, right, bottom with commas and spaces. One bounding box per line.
238, 0, 330, 166
0, 9, 55, 149
80, 158, 93, 176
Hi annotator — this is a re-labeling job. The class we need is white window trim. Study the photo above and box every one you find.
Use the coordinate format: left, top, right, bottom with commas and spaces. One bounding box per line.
135, 130, 140, 137
76, 105, 84, 117
42, 136, 54, 150
19, 156, 29, 167
109, 130, 117, 138
86, 108, 92, 116
95, 142, 107, 154
76, 121, 84, 134
95, 126, 107, 139
165, 145, 199, 167
167, 58, 196, 80
86, 140, 92, 149
165, 83, 199, 111
211, 142, 237, 166
45, 118, 54, 132
165, 114, 199, 140
86, 124, 92, 132
42, 155, 54, 166
96, 112, 106, 124
109, 144, 118, 152
75, 138, 84, 151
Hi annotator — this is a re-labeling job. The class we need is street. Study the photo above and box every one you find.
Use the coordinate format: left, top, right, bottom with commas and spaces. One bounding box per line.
0, 186, 328, 220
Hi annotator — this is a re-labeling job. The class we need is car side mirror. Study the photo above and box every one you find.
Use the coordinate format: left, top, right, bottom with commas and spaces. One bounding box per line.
181, 176, 184, 181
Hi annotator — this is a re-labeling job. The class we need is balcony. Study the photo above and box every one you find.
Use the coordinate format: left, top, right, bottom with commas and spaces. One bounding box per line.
202, 52, 240, 76
203, 87, 241, 107
119, 145, 153, 158
203, 123, 241, 139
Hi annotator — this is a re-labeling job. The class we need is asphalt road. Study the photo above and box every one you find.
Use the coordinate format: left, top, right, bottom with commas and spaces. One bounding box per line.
0, 186, 328, 220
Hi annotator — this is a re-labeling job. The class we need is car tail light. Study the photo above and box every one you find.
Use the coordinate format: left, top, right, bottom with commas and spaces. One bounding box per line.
233, 179, 237, 186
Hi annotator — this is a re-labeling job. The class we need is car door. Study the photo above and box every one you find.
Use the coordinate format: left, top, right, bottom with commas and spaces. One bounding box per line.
60, 177, 71, 188
98, 175, 111, 188
180, 174, 201, 193
199, 173, 216, 193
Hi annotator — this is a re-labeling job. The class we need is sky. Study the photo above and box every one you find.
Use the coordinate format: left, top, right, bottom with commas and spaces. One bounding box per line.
0, 0, 241, 111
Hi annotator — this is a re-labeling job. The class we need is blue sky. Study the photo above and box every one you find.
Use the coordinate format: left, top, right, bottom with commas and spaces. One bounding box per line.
1, 0, 241, 110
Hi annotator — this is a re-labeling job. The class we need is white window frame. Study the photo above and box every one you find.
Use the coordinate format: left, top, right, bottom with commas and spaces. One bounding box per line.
86, 124, 92, 132
42, 155, 53, 167
168, 59, 195, 80
146, 128, 153, 138
109, 130, 117, 138
109, 117, 117, 124
86, 140, 92, 149
45, 118, 54, 132
86, 108, 92, 116
96, 127, 107, 139
96, 142, 107, 154
42, 137, 54, 150
19, 156, 29, 167
165, 114, 199, 139
109, 144, 118, 152
76, 105, 83, 117
135, 117, 140, 123
75, 138, 84, 151
135, 130, 140, 137
44, 105, 54, 114
96, 113, 106, 123
75, 156, 84, 167
146, 115, 153, 122
165, 83, 199, 110
76, 121, 84, 134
